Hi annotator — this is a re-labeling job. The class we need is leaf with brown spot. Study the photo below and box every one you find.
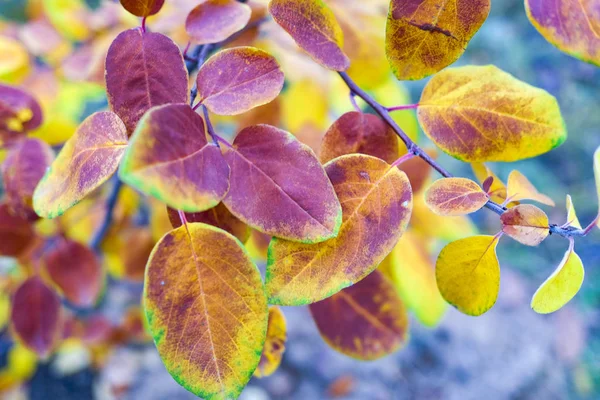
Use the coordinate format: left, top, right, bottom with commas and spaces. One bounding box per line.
144, 223, 268, 399
186, 0, 252, 45
506, 170, 555, 206
309, 270, 409, 360
254, 306, 287, 378
266, 154, 413, 305
501, 204, 550, 246
425, 177, 488, 216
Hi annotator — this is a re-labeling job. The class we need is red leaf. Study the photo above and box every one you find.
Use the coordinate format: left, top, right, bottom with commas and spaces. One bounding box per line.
0, 84, 43, 144
0, 202, 36, 257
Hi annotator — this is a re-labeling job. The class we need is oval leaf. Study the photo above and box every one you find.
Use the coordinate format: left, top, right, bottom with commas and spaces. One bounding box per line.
0, 83, 43, 144
309, 270, 409, 360
506, 170, 555, 206
424, 177, 488, 216
196, 47, 284, 115
525, 0, 600, 66
1, 138, 54, 219
167, 204, 250, 243
266, 154, 413, 305
385, 0, 490, 80
44, 239, 103, 308
0, 202, 36, 257
120, 0, 164, 17
418, 65, 567, 162
144, 223, 268, 399
501, 204, 549, 246
119, 104, 229, 212
268, 0, 350, 71
221, 124, 341, 243
320, 112, 399, 164
11, 277, 62, 358
33, 112, 128, 218
186, 0, 251, 44
254, 306, 287, 378
436, 235, 501, 316
105, 28, 188, 132
531, 241, 584, 314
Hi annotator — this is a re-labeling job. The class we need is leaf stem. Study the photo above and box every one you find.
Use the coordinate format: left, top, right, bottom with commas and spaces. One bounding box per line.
141, 17, 147, 33
349, 92, 361, 112
387, 103, 419, 112
90, 178, 122, 252
391, 152, 415, 168
202, 105, 220, 148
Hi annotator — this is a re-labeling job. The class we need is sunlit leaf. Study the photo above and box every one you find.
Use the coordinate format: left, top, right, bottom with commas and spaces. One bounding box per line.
119, 104, 229, 213
0, 36, 30, 83
120, 0, 164, 17
266, 154, 413, 305
386, 0, 490, 80
33, 112, 128, 219
506, 170, 555, 206
565, 195, 582, 229
281, 78, 328, 140
471, 163, 509, 204
144, 223, 268, 399
1, 138, 54, 220
44, 239, 103, 308
196, 47, 284, 115
0, 84, 43, 145
105, 28, 188, 132
222, 124, 341, 243
418, 65, 567, 162
167, 204, 251, 244
186, 0, 251, 44
531, 241, 584, 314
501, 204, 549, 246
525, 0, 600, 66
424, 177, 488, 216
379, 231, 447, 327
436, 235, 501, 316
309, 270, 408, 360
11, 277, 62, 358
0, 202, 36, 257
254, 306, 287, 378
320, 112, 399, 164
268, 0, 350, 71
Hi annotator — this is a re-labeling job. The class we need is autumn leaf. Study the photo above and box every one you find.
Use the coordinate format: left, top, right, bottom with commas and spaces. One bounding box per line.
33, 112, 128, 219
525, 0, 600, 66
424, 177, 489, 216
119, 0, 164, 17
119, 104, 230, 213
501, 204, 549, 246
471, 163, 509, 204
320, 112, 399, 164
196, 47, 284, 115
436, 235, 501, 316
268, 0, 350, 71
0, 84, 43, 144
0, 36, 30, 83
105, 28, 188, 133
418, 65, 567, 162
144, 223, 268, 400
531, 239, 584, 314
385, 0, 490, 80
565, 195, 582, 229
266, 154, 412, 305
309, 270, 408, 360
11, 277, 63, 358
0, 202, 36, 257
379, 231, 447, 327
186, 0, 251, 45
254, 306, 287, 378
506, 170, 555, 206
221, 124, 341, 243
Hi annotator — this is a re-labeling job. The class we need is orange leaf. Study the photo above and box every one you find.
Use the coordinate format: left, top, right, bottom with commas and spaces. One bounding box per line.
254, 306, 287, 378
501, 204, 549, 246
424, 177, 488, 216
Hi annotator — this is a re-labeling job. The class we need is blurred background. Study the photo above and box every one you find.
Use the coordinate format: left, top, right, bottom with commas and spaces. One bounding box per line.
0, 0, 599, 399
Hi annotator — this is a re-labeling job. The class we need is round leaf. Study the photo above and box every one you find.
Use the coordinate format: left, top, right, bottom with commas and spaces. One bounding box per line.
254, 306, 287, 378
144, 223, 268, 399
436, 235, 501, 316
0, 84, 43, 144
418, 65, 567, 162
33, 112, 128, 218
105, 28, 188, 133
221, 124, 341, 243
501, 204, 549, 246
119, 0, 164, 17
309, 270, 408, 360
196, 47, 284, 115
424, 177, 488, 216
506, 170, 555, 206
385, 0, 490, 80
186, 0, 252, 45
268, 0, 350, 71
119, 104, 229, 213
266, 154, 413, 305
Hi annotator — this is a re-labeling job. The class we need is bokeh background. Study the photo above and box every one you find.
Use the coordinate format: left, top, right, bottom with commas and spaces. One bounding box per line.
1, 0, 599, 399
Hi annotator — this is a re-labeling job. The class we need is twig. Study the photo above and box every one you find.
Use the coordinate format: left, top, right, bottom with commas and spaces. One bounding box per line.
90, 178, 123, 252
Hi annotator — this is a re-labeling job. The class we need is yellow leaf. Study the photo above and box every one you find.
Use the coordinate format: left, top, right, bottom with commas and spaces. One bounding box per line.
410, 194, 478, 242
506, 170, 555, 206
500, 204, 549, 246
424, 177, 489, 216
531, 241, 584, 314
254, 306, 287, 378
0, 36, 30, 84
42, 0, 90, 41
436, 235, 501, 316
565, 195, 582, 229
471, 163, 508, 204
282, 79, 328, 134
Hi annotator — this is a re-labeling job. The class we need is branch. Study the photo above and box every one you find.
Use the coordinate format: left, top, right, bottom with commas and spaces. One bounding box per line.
337, 71, 587, 239
90, 178, 123, 252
